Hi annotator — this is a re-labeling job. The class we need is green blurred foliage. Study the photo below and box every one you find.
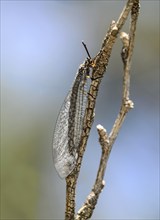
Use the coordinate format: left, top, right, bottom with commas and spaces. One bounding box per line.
1, 128, 42, 219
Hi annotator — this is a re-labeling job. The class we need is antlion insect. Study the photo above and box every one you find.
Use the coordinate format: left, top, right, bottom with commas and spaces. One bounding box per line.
52, 42, 92, 178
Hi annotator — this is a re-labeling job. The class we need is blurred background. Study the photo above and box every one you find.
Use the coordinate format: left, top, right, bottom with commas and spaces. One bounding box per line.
1, 1, 159, 219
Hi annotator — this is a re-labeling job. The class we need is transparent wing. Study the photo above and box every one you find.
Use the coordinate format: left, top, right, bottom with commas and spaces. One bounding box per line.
53, 62, 90, 179
52, 90, 76, 178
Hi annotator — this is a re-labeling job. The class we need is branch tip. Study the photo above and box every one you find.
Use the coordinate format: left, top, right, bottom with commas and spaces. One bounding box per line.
120, 32, 129, 47
97, 124, 108, 139
111, 20, 116, 25
97, 124, 105, 131
102, 180, 105, 187
124, 99, 134, 109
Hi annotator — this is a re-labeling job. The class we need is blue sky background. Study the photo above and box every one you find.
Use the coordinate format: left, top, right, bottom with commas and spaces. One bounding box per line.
1, 1, 159, 219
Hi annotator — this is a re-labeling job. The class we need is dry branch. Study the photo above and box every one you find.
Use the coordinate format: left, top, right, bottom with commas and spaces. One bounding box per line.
65, 0, 140, 219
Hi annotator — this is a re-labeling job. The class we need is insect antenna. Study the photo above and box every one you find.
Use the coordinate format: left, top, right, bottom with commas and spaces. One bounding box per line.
82, 41, 91, 59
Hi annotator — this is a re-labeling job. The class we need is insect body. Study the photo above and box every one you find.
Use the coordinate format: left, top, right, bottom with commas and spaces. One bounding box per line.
52, 59, 91, 178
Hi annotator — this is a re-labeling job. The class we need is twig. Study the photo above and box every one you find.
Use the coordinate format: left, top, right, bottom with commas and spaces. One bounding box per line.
75, 1, 140, 219
65, 0, 140, 219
